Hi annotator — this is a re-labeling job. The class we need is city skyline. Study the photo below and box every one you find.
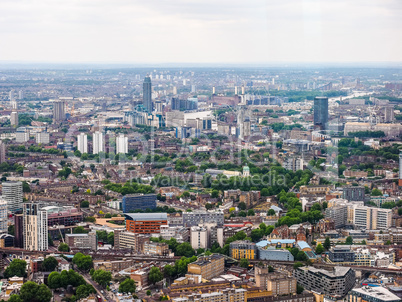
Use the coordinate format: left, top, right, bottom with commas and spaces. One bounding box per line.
0, 0, 401, 64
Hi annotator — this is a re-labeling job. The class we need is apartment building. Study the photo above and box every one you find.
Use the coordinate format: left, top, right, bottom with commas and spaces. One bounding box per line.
293, 266, 355, 298
65, 232, 97, 250
2, 181, 23, 213
143, 241, 170, 256
171, 288, 247, 302
23, 203, 48, 251
353, 206, 392, 230
267, 273, 297, 296
114, 230, 150, 252
190, 226, 208, 250
187, 254, 225, 280
229, 240, 257, 260
325, 205, 348, 229
348, 286, 400, 302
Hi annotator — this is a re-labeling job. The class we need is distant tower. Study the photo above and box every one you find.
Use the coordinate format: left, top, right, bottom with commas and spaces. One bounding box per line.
399, 152, 402, 186
172, 86, 178, 95
191, 85, 196, 93
0, 142, 5, 164
9, 90, 15, 101
77, 133, 88, 154
212, 87, 216, 94
143, 76, 152, 113
241, 86, 245, 95
10, 111, 18, 126
53, 100, 66, 122
235, 86, 238, 95
313, 97, 329, 131
23, 203, 48, 251
116, 134, 128, 154
2, 181, 23, 213
93, 131, 104, 154
18, 90, 24, 100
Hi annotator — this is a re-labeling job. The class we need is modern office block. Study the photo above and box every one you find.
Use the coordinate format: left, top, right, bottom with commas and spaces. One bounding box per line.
124, 213, 167, 234
182, 210, 224, 227
313, 96, 329, 130
348, 286, 400, 302
122, 194, 157, 212
343, 187, 365, 201
328, 246, 355, 263
294, 266, 355, 298
2, 181, 23, 213
229, 240, 257, 260
353, 206, 392, 230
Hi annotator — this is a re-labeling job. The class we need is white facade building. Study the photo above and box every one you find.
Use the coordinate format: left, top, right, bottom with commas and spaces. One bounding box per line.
93, 131, 104, 154
36, 132, 50, 144
0, 198, 8, 233
2, 181, 23, 213
23, 203, 48, 251
77, 133, 88, 154
116, 134, 128, 154
190, 226, 208, 250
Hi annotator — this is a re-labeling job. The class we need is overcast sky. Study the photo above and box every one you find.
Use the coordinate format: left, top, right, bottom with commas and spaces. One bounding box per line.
0, 0, 401, 64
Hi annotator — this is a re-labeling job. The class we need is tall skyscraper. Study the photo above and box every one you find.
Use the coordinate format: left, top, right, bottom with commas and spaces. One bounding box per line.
93, 131, 104, 154
9, 90, 15, 101
18, 90, 24, 100
313, 96, 329, 130
23, 203, 48, 251
399, 151, 402, 186
2, 181, 23, 213
143, 76, 152, 113
0, 198, 8, 234
77, 133, 88, 154
116, 134, 128, 154
53, 100, 66, 122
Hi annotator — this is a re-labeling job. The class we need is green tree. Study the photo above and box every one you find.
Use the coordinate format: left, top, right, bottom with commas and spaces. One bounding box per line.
148, 267, 163, 285
92, 269, 112, 287
119, 278, 136, 294
80, 200, 89, 208
107, 232, 114, 245
104, 213, 112, 218
73, 253, 93, 271
346, 236, 353, 245
293, 262, 304, 269
175, 242, 195, 257
58, 243, 70, 252
19, 281, 52, 302
323, 237, 331, 250
296, 284, 304, 294
85, 216, 96, 223
75, 284, 96, 300
146, 290, 152, 296
371, 188, 382, 196
41, 257, 58, 272
7, 295, 23, 302
247, 209, 255, 216
73, 226, 88, 234
239, 258, 249, 268
4, 259, 27, 278
268, 265, 274, 273
47, 271, 61, 289
22, 181, 31, 193
238, 202, 246, 210
267, 209, 276, 216
315, 243, 324, 254
211, 190, 219, 198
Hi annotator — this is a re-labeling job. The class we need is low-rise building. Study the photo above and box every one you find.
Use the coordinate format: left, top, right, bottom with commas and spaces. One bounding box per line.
348, 286, 400, 302
230, 240, 257, 260
65, 232, 97, 250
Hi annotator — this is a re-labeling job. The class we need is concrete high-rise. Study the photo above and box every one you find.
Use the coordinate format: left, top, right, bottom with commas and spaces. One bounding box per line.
23, 203, 48, 251
77, 133, 88, 154
313, 96, 329, 130
93, 131, 104, 154
143, 76, 152, 113
0, 198, 8, 234
399, 151, 402, 186
0, 141, 5, 164
53, 100, 66, 122
353, 206, 392, 230
2, 181, 23, 213
10, 111, 18, 126
116, 134, 128, 154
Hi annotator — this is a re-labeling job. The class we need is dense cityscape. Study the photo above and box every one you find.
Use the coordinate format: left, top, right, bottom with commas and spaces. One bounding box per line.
0, 65, 400, 302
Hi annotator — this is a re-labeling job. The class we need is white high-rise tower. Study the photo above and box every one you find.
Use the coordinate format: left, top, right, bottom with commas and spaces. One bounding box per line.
77, 133, 88, 154
116, 134, 128, 154
93, 131, 104, 154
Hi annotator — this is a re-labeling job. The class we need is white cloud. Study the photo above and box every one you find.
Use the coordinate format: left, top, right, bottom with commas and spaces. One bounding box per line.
0, 0, 401, 63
